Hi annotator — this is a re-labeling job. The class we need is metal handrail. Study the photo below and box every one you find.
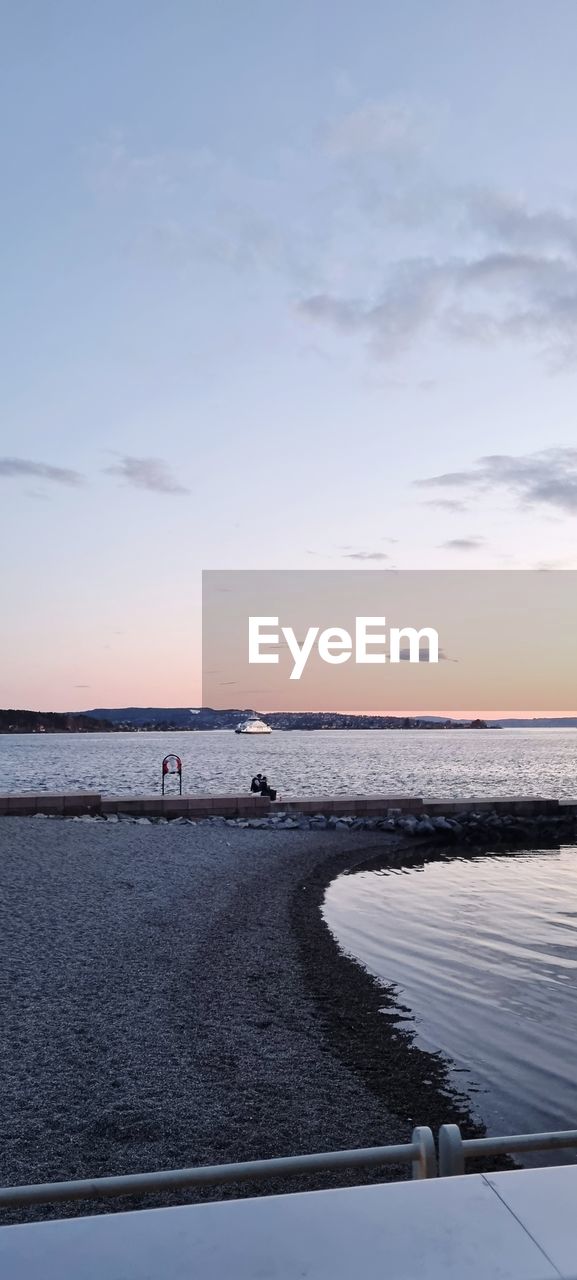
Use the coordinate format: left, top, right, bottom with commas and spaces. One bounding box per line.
4, 1123, 577, 1208
439, 1123, 577, 1176
0, 1127, 436, 1207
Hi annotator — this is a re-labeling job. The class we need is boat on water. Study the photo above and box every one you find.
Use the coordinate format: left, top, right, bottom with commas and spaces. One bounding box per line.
235, 717, 272, 735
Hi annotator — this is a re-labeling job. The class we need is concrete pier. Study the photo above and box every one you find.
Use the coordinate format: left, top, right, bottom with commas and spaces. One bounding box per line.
0, 792, 575, 819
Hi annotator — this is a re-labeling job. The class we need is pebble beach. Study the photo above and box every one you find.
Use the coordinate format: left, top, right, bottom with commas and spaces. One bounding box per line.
0, 817, 487, 1224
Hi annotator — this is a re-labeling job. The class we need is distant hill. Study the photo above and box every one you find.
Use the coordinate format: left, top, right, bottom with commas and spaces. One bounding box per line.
87, 706, 243, 729
84, 707, 492, 731
6, 705, 572, 734
0, 708, 113, 734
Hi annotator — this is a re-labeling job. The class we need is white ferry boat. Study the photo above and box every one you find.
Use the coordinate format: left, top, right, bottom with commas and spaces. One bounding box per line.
235, 717, 272, 735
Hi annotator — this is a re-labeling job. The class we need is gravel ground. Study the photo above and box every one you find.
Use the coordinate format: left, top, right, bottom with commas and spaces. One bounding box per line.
0, 818, 478, 1224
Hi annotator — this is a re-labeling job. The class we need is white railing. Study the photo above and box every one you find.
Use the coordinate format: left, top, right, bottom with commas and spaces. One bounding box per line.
0, 1127, 437, 1208
3, 1124, 577, 1211
438, 1123, 577, 1176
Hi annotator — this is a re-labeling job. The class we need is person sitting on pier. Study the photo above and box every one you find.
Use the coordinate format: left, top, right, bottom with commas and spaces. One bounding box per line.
259, 775, 277, 800
250, 774, 276, 799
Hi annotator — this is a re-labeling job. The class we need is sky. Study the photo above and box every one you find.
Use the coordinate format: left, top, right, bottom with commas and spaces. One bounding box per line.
1, 1, 577, 712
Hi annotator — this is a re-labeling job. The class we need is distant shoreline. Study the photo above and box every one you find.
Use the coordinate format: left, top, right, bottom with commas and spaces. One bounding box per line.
3, 709, 577, 735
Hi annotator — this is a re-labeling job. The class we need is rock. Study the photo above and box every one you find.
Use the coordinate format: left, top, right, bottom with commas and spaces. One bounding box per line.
105, 814, 119, 823
415, 819, 435, 834
135, 817, 150, 825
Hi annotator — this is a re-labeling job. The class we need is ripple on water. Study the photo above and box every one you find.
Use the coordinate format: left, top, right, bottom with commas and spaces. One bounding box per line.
323, 846, 577, 1163
1, 728, 577, 797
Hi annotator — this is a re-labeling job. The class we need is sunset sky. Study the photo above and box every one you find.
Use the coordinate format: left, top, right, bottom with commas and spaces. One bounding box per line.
2, 2, 577, 712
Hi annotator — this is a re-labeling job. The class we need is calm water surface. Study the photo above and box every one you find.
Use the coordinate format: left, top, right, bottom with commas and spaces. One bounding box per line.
324, 848, 577, 1158
1, 728, 577, 796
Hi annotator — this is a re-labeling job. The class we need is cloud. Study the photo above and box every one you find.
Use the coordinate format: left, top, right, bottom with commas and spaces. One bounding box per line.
0, 457, 84, 486
299, 245, 577, 364
91, 136, 313, 285
297, 156, 577, 367
90, 118, 577, 371
467, 188, 577, 258
88, 136, 215, 196
328, 101, 426, 159
308, 545, 395, 560
298, 257, 451, 359
423, 498, 468, 513
104, 456, 190, 495
25, 490, 51, 502
416, 447, 577, 515
342, 550, 390, 561
440, 537, 485, 550
299, 295, 362, 331
398, 646, 455, 662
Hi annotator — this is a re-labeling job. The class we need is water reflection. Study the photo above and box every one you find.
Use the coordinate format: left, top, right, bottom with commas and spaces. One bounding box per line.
324, 848, 577, 1161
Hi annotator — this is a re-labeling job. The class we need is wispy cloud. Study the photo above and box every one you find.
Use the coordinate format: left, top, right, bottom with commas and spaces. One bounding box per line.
25, 490, 51, 502
307, 544, 396, 560
467, 188, 577, 258
328, 100, 426, 159
90, 112, 577, 371
416, 447, 577, 515
342, 549, 390, 561
0, 457, 84, 486
297, 130, 577, 368
104, 455, 190, 495
440, 537, 485, 550
87, 136, 215, 195
90, 136, 312, 284
423, 498, 468, 513
299, 247, 577, 365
